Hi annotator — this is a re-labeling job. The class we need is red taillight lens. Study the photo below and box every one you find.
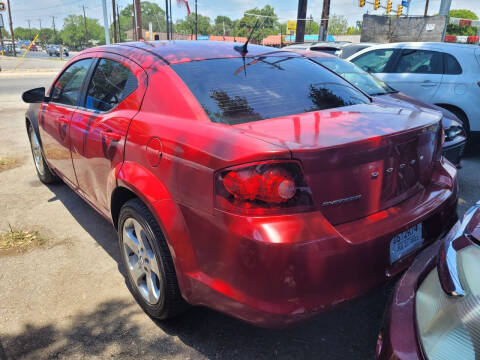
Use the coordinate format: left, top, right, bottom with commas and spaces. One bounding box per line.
215, 161, 314, 215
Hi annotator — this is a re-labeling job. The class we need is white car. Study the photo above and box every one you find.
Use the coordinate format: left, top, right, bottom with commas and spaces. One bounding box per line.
347, 42, 480, 141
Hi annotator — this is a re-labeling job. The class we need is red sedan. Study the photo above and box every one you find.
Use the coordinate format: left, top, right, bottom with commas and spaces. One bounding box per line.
22, 41, 458, 327
377, 201, 480, 360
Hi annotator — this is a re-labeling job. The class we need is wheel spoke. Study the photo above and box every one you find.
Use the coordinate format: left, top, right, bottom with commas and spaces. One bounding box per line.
146, 272, 160, 303
123, 226, 140, 254
131, 261, 145, 283
133, 221, 145, 247
146, 250, 161, 279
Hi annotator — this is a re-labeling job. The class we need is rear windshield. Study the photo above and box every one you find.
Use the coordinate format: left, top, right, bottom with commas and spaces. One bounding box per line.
171, 56, 369, 125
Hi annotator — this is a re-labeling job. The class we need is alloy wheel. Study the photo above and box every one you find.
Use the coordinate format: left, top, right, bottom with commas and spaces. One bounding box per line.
29, 128, 46, 176
122, 217, 162, 305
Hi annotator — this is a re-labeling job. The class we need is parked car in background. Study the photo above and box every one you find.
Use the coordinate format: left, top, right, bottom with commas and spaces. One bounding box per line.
377, 201, 480, 360
23, 41, 458, 327
46, 45, 69, 57
292, 50, 467, 166
283, 41, 376, 59
282, 41, 349, 56
2, 44, 22, 55
338, 42, 377, 59
348, 42, 480, 142
29, 44, 39, 51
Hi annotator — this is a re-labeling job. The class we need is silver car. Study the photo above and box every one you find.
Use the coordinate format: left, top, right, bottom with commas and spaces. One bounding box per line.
347, 42, 480, 142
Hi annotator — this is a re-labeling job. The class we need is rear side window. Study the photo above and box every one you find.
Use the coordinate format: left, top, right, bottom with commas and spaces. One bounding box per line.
351, 49, 395, 73
171, 56, 369, 125
85, 59, 138, 112
394, 49, 443, 74
444, 53, 462, 75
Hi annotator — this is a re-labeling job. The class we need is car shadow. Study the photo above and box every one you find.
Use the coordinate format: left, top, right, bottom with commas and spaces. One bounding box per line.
41, 182, 393, 360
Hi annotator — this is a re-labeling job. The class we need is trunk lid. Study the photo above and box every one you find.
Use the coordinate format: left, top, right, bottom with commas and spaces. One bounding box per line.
234, 103, 442, 225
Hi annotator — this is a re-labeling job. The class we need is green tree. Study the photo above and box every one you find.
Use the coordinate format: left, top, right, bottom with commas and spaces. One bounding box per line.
327, 14, 348, 35
60, 15, 105, 49
13, 27, 40, 41
176, 13, 212, 36
212, 16, 233, 36
447, 9, 479, 36
237, 5, 279, 41
119, 1, 166, 34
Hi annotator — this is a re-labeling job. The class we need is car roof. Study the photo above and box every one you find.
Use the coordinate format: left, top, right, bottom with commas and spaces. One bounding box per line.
86, 40, 297, 65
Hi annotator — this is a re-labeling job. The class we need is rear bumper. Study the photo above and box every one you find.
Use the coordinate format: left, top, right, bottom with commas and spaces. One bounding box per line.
176, 160, 458, 328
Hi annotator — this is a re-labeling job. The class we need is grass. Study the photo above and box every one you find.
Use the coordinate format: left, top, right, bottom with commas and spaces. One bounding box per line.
0, 225, 47, 254
0, 157, 18, 172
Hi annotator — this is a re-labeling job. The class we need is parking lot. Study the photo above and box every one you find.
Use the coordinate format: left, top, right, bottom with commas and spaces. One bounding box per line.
0, 62, 479, 359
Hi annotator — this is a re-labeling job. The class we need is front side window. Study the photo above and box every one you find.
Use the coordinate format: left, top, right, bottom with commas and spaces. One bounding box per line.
50, 58, 94, 106
85, 59, 138, 112
351, 49, 395, 73
171, 56, 369, 125
394, 49, 443, 74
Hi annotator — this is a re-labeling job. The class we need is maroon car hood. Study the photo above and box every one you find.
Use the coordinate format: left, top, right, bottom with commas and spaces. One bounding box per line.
234, 103, 443, 225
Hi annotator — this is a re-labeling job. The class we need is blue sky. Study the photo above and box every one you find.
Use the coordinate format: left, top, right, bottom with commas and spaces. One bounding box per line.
7, 0, 480, 30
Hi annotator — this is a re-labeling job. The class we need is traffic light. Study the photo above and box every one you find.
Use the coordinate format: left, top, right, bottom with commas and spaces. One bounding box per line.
397, 4, 403, 16
359, 0, 365, 7
386, 0, 392, 13
374, 0, 380, 10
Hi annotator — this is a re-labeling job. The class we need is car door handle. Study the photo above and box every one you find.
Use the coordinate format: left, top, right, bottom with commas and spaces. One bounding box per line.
421, 81, 437, 87
101, 129, 122, 142
58, 116, 69, 125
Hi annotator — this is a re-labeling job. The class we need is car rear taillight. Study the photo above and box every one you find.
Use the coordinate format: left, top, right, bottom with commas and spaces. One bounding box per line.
215, 161, 314, 215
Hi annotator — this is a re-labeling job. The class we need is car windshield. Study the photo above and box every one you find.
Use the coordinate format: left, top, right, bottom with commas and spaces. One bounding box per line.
171, 56, 370, 125
315, 57, 396, 96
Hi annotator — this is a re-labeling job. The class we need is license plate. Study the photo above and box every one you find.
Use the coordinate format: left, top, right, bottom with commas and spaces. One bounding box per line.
390, 223, 423, 264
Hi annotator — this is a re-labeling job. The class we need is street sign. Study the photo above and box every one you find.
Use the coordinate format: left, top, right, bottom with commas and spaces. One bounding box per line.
0, 14, 3, 28
287, 20, 297, 33
0, 2, 4, 12
402, 1, 409, 7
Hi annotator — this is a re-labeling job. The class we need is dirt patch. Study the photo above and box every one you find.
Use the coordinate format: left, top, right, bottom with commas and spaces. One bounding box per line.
0, 157, 20, 172
0, 226, 48, 255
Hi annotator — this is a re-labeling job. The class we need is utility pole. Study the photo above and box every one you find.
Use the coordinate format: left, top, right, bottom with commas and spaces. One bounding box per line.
132, 0, 137, 40
38, 19, 42, 46
7, 0, 16, 56
296, 0, 307, 43
134, 0, 142, 40
27, 19, 31, 40
165, 0, 169, 40
117, 4, 121, 42
320, 0, 331, 41
51, 16, 57, 42
82, 5, 89, 47
168, 0, 172, 39
424, 0, 429, 16
112, 0, 117, 42
439, 0, 452, 16
195, 0, 198, 40
439, 0, 452, 41
102, 0, 110, 44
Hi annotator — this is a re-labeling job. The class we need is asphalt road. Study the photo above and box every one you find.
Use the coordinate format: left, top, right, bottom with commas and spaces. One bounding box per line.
0, 73, 478, 360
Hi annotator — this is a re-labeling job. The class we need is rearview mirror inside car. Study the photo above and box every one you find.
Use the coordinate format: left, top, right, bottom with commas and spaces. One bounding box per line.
22, 87, 46, 103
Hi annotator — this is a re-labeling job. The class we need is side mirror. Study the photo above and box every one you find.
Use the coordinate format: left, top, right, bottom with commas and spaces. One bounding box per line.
22, 87, 46, 103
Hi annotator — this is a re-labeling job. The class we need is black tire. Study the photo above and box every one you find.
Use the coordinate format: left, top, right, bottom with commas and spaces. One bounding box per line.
118, 198, 188, 320
438, 105, 471, 144
27, 124, 60, 184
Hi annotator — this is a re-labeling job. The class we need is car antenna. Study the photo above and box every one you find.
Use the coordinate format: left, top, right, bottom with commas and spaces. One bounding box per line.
234, 17, 263, 54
